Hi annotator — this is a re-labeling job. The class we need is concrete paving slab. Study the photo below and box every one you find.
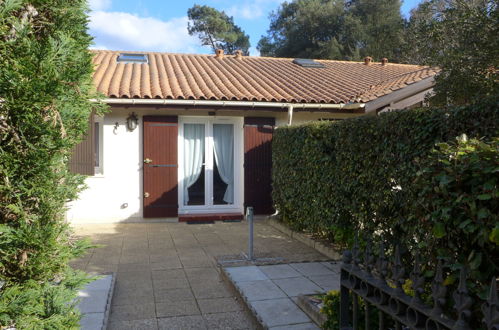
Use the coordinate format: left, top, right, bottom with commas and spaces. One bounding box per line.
78, 289, 109, 313
308, 274, 341, 291
157, 315, 207, 330
270, 323, 320, 329
197, 297, 243, 314
80, 312, 105, 330
274, 277, 324, 297
154, 288, 195, 303
236, 279, 287, 301
290, 262, 335, 276
225, 266, 268, 282
73, 221, 332, 329
259, 264, 302, 279
107, 318, 159, 330
203, 311, 255, 330
155, 299, 200, 318
251, 298, 310, 328
109, 303, 156, 321
321, 261, 341, 273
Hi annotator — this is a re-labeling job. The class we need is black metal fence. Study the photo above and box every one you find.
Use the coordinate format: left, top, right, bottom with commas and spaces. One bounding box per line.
339, 241, 498, 330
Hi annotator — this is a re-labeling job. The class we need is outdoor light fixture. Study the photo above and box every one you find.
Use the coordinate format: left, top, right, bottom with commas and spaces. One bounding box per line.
126, 112, 138, 131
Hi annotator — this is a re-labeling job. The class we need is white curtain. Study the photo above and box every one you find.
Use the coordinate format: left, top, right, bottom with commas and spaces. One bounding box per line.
184, 124, 205, 204
213, 124, 234, 204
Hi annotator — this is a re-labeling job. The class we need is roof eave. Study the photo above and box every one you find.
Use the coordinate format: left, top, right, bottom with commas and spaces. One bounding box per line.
92, 98, 366, 112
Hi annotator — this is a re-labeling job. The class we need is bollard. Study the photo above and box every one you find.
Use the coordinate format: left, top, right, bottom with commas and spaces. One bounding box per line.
246, 206, 254, 261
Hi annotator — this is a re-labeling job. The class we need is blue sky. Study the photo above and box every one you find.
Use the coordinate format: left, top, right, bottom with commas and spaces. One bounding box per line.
89, 0, 422, 56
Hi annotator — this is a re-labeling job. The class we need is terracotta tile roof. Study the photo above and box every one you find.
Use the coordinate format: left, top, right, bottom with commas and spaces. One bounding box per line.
92, 50, 438, 104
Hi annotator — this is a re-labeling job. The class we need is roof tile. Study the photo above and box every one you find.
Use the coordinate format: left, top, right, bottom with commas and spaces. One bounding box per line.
91, 50, 437, 104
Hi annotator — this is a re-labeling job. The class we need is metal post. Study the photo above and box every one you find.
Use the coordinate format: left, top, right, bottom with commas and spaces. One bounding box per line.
246, 207, 254, 260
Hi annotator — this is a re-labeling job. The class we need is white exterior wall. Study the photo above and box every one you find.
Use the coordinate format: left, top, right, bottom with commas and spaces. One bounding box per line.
66, 107, 360, 223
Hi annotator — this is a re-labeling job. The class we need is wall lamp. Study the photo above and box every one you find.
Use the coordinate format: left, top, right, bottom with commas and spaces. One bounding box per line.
126, 112, 138, 131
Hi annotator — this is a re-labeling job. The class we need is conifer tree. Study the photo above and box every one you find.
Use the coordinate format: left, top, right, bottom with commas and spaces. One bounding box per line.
0, 0, 103, 327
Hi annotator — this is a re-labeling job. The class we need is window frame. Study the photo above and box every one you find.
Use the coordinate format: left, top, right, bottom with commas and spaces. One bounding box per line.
94, 116, 104, 175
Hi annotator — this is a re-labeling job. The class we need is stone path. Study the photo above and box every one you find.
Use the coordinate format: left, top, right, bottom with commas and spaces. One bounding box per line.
71, 221, 330, 329
224, 262, 340, 329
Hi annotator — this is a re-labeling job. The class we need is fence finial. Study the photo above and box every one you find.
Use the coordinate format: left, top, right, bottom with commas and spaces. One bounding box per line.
410, 253, 425, 305
452, 267, 473, 330
430, 260, 447, 317
352, 234, 360, 268
376, 242, 388, 283
391, 245, 405, 293
481, 277, 499, 329
364, 237, 374, 276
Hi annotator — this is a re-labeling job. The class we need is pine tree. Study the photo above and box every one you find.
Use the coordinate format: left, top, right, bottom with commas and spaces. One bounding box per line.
0, 0, 103, 327
187, 5, 250, 55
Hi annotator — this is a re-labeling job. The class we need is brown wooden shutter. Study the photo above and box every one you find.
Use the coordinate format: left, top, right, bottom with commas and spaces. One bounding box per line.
143, 116, 178, 218
68, 114, 95, 175
244, 117, 275, 215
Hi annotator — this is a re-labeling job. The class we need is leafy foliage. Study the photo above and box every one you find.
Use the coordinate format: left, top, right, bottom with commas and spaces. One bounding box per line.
409, 136, 499, 288
272, 98, 498, 296
187, 5, 250, 55
258, 0, 404, 61
0, 0, 103, 327
401, 0, 499, 104
320, 290, 380, 329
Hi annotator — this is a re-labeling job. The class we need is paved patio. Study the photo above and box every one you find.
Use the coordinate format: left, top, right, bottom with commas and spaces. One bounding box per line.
71, 221, 330, 329
224, 263, 340, 329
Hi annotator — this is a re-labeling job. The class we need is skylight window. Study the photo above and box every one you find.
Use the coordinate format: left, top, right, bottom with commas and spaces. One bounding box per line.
292, 58, 325, 68
117, 53, 148, 64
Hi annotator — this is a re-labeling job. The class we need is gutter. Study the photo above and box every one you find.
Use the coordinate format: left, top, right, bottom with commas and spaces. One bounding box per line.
92, 98, 365, 111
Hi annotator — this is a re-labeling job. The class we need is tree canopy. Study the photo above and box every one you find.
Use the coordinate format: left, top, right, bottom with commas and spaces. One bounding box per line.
402, 0, 498, 105
188, 5, 250, 55
258, 0, 404, 61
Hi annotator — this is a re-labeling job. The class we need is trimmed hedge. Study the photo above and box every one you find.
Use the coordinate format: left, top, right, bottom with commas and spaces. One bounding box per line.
273, 99, 498, 314
272, 98, 498, 247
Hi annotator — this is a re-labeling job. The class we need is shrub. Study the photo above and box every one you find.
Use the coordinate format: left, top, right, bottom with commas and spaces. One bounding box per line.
272, 98, 498, 299
0, 0, 104, 327
409, 136, 499, 292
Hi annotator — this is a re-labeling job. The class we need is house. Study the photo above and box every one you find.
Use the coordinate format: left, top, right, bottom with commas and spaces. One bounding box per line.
66, 50, 437, 223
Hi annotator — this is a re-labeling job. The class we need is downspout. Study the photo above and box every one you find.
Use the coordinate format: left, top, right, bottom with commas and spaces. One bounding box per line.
287, 105, 294, 126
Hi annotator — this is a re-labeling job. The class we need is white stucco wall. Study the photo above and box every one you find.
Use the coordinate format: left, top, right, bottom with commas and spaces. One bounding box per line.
66, 107, 360, 223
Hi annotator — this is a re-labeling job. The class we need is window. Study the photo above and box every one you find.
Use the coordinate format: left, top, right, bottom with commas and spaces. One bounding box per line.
117, 53, 148, 64
94, 117, 103, 175
292, 58, 325, 68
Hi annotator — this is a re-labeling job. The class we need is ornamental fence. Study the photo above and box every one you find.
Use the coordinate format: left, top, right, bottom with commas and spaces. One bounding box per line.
339, 241, 498, 330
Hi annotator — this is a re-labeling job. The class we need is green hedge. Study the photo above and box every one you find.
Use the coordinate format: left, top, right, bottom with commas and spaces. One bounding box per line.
272, 98, 498, 248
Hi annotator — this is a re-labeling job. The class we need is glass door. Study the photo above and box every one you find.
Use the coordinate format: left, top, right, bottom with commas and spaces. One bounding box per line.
179, 117, 242, 213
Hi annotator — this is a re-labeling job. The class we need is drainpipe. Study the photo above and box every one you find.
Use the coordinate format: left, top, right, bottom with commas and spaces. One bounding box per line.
287, 105, 294, 126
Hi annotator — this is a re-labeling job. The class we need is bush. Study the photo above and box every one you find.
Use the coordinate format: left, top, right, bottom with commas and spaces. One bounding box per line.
272, 98, 498, 298
409, 136, 499, 292
0, 0, 104, 327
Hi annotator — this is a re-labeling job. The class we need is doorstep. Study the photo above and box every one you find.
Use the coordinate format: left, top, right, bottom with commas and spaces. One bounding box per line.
178, 213, 244, 222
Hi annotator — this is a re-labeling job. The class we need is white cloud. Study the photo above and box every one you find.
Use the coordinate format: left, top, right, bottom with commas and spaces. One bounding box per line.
88, 0, 111, 11
249, 46, 260, 56
226, 0, 287, 20
89, 11, 206, 54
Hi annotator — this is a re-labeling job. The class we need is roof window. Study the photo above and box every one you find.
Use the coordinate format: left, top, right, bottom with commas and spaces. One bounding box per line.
292, 58, 325, 68
117, 53, 148, 64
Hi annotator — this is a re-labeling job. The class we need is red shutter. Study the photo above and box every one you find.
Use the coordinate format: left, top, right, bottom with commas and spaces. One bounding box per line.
68, 114, 95, 175
244, 117, 275, 215
143, 116, 178, 218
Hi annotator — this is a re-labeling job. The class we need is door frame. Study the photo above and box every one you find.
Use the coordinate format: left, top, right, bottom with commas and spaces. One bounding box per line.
178, 116, 244, 215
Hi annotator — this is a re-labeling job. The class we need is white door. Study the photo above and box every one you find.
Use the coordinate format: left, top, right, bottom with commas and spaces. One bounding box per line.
178, 117, 243, 214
